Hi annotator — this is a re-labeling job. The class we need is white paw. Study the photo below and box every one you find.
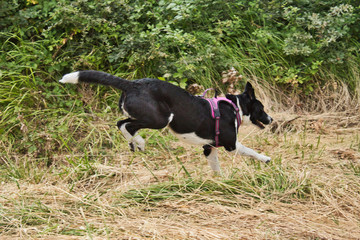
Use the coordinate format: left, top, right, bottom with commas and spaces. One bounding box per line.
133, 135, 145, 151
258, 155, 271, 163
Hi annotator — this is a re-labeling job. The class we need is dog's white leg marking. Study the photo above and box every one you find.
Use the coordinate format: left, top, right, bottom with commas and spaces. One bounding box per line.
133, 135, 145, 151
206, 148, 221, 173
119, 123, 132, 141
231, 142, 271, 163
59, 72, 79, 84
119, 123, 145, 151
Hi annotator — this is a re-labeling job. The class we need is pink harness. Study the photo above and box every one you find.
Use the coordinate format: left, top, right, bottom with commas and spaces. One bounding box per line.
201, 89, 241, 147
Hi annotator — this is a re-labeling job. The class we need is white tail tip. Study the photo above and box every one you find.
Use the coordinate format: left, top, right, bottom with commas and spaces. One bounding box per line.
59, 72, 79, 84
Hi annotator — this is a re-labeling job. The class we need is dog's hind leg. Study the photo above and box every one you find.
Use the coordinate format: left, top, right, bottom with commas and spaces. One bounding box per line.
203, 145, 221, 173
117, 112, 171, 152
117, 119, 145, 151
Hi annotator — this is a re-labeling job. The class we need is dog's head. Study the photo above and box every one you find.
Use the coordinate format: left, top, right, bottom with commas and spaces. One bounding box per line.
226, 82, 273, 129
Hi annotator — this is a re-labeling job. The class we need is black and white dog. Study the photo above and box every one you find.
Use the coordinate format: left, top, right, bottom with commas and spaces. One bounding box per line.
60, 70, 273, 172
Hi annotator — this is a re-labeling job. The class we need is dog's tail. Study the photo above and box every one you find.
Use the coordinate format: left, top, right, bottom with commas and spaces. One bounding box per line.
59, 70, 133, 91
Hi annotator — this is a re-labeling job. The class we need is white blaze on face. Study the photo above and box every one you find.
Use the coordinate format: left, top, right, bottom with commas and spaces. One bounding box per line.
59, 72, 80, 84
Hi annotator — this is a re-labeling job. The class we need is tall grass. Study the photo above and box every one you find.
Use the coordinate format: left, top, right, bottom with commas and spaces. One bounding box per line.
0, 30, 122, 159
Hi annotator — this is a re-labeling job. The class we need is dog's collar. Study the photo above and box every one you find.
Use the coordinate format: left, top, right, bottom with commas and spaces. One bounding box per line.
201, 89, 241, 147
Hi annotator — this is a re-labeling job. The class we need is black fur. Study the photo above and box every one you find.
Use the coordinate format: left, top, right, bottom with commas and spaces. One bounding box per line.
73, 70, 272, 157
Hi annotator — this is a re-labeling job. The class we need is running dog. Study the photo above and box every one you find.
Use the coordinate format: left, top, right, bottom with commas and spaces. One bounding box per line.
60, 70, 273, 172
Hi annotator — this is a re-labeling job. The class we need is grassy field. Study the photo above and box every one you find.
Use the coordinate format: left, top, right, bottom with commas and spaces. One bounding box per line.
2, 1, 360, 238
1, 102, 360, 239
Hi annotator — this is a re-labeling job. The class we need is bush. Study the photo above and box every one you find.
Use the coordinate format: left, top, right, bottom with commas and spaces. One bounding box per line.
1, 0, 359, 157
1, 0, 359, 87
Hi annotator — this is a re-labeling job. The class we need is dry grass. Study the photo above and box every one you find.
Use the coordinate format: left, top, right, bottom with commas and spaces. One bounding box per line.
251, 75, 359, 114
1, 82, 360, 239
1, 112, 360, 239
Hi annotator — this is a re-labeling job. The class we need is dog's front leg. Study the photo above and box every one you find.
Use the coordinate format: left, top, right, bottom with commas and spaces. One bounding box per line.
230, 142, 271, 163
203, 145, 221, 173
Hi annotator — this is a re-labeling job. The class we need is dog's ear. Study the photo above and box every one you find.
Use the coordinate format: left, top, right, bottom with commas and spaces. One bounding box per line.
225, 94, 237, 103
244, 82, 255, 100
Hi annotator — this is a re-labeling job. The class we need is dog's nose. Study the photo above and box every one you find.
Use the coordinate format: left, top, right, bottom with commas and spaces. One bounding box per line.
268, 116, 273, 124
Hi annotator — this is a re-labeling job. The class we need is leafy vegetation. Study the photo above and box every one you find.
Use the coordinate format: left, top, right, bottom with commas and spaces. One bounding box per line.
2, 0, 359, 84
1, 0, 359, 155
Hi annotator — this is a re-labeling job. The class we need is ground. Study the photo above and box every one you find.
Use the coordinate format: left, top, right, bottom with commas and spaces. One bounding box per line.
1, 111, 360, 239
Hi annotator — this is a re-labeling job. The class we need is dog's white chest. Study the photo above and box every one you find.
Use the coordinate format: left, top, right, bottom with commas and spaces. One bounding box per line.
170, 130, 212, 146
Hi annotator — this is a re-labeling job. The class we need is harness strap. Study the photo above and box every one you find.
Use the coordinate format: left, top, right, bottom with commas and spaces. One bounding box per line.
202, 89, 241, 147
